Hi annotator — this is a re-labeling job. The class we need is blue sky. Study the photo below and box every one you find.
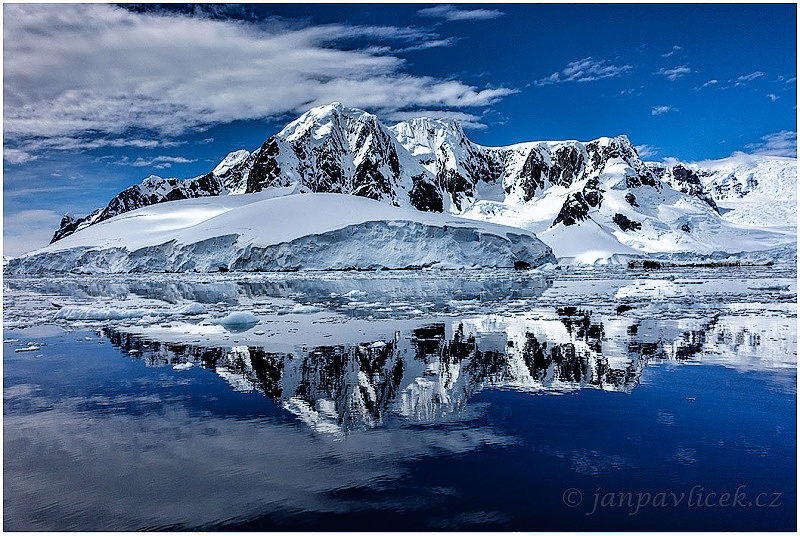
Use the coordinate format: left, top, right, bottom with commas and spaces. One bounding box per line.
3, 3, 797, 256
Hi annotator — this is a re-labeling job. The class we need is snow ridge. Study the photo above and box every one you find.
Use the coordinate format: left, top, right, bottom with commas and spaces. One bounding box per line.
40, 102, 796, 264
652, 154, 797, 229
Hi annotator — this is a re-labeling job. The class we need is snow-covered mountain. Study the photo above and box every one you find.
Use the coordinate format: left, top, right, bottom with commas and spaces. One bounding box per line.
51, 173, 226, 243
42, 102, 796, 265
652, 153, 797, 230
244, 103, 426, 206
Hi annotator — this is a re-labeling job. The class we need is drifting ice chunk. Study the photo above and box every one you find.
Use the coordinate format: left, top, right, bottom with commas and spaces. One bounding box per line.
214, 311, 259, 327
175, 303, 208, 315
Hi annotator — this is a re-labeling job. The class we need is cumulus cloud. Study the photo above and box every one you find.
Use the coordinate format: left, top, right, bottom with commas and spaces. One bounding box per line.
534, 57, 632, 86
745, 130, 797, 157
417, 5, 504, 21
3, 148, 38, 165
655, 65, 691, 81
767, 93, 780, 102
3, 4, 513, 159
651, 105, 676, 116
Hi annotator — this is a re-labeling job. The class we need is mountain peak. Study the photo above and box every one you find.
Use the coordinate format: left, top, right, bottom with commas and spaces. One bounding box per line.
279, 102, 375, 143
213, 149, 250, 176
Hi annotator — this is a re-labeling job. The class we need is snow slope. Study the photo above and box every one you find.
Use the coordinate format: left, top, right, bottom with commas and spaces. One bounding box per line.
653, 153, 797, 230
7, 190, 555, 273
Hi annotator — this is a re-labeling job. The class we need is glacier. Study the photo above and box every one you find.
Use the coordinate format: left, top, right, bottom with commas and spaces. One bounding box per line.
7, 192, 555, 273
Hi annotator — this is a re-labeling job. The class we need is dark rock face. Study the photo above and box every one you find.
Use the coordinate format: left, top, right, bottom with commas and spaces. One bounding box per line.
681, 223, 691, 233
551, 177, 604, 227
437, 168, 474, 210
409, 174, 443, 212
586, 137, 659, 188
51, 213, 82, 243
246, 139, 284, 193
51, 173, 225, 243
517, 146, 589, 202
553, 192, 591, 226
612, 213, 642, 232
582, 177, 603, 207
549, 145, 586, 187
353, 136, 400, 202
650, 163, 720, 213
625, 192, 639, 207
516, 136, 656, 206
668, 165, 720, 213
710, 176, 758, 199
519, 150, 548, 202
391, 118, 505, 210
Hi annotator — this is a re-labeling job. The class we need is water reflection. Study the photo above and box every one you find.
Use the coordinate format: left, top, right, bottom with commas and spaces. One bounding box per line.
102, 303, 792, 434
4, 269, 796, 531
4, 271, 553, 318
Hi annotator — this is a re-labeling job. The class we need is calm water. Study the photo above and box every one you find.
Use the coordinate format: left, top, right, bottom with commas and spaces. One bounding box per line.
3, 267, 796, 531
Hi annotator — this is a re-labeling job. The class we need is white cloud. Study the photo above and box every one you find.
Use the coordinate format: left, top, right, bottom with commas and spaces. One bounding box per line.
3, 4, 513, 157
745, 130, 797, 157
534, 57, 632, 86
4, 135, 186, 165
767, 93, 780, 102
3, 148, 38, 165
3, 136, 184, 164
110, 155, 198, 169
635, 144, 659, 159
385, 110, 487, 130
394, 38, 458, 52
661, 45, 682, 58
655, 65, 691, 81
735, 71, 765, 85
651, 105, 676, 116
417, 5, 504, 21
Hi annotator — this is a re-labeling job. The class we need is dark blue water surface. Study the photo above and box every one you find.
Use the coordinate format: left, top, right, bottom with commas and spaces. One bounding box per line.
3, 268, 796, 531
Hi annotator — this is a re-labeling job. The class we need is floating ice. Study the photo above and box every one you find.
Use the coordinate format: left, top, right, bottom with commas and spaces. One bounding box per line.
214, 311, 259, 327
175, 302, 208, 315
55, 306, 152, 320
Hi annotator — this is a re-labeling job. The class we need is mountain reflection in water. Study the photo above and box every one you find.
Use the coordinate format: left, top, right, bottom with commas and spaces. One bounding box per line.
4, 268, 795, 532
4, 271, 553, 318
104, 306, 739, 434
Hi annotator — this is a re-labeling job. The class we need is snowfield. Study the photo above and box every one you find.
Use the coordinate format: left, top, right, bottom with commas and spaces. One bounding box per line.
13, 104, 797, 269
656, 153, 797, 230
6, 192, 555, 273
